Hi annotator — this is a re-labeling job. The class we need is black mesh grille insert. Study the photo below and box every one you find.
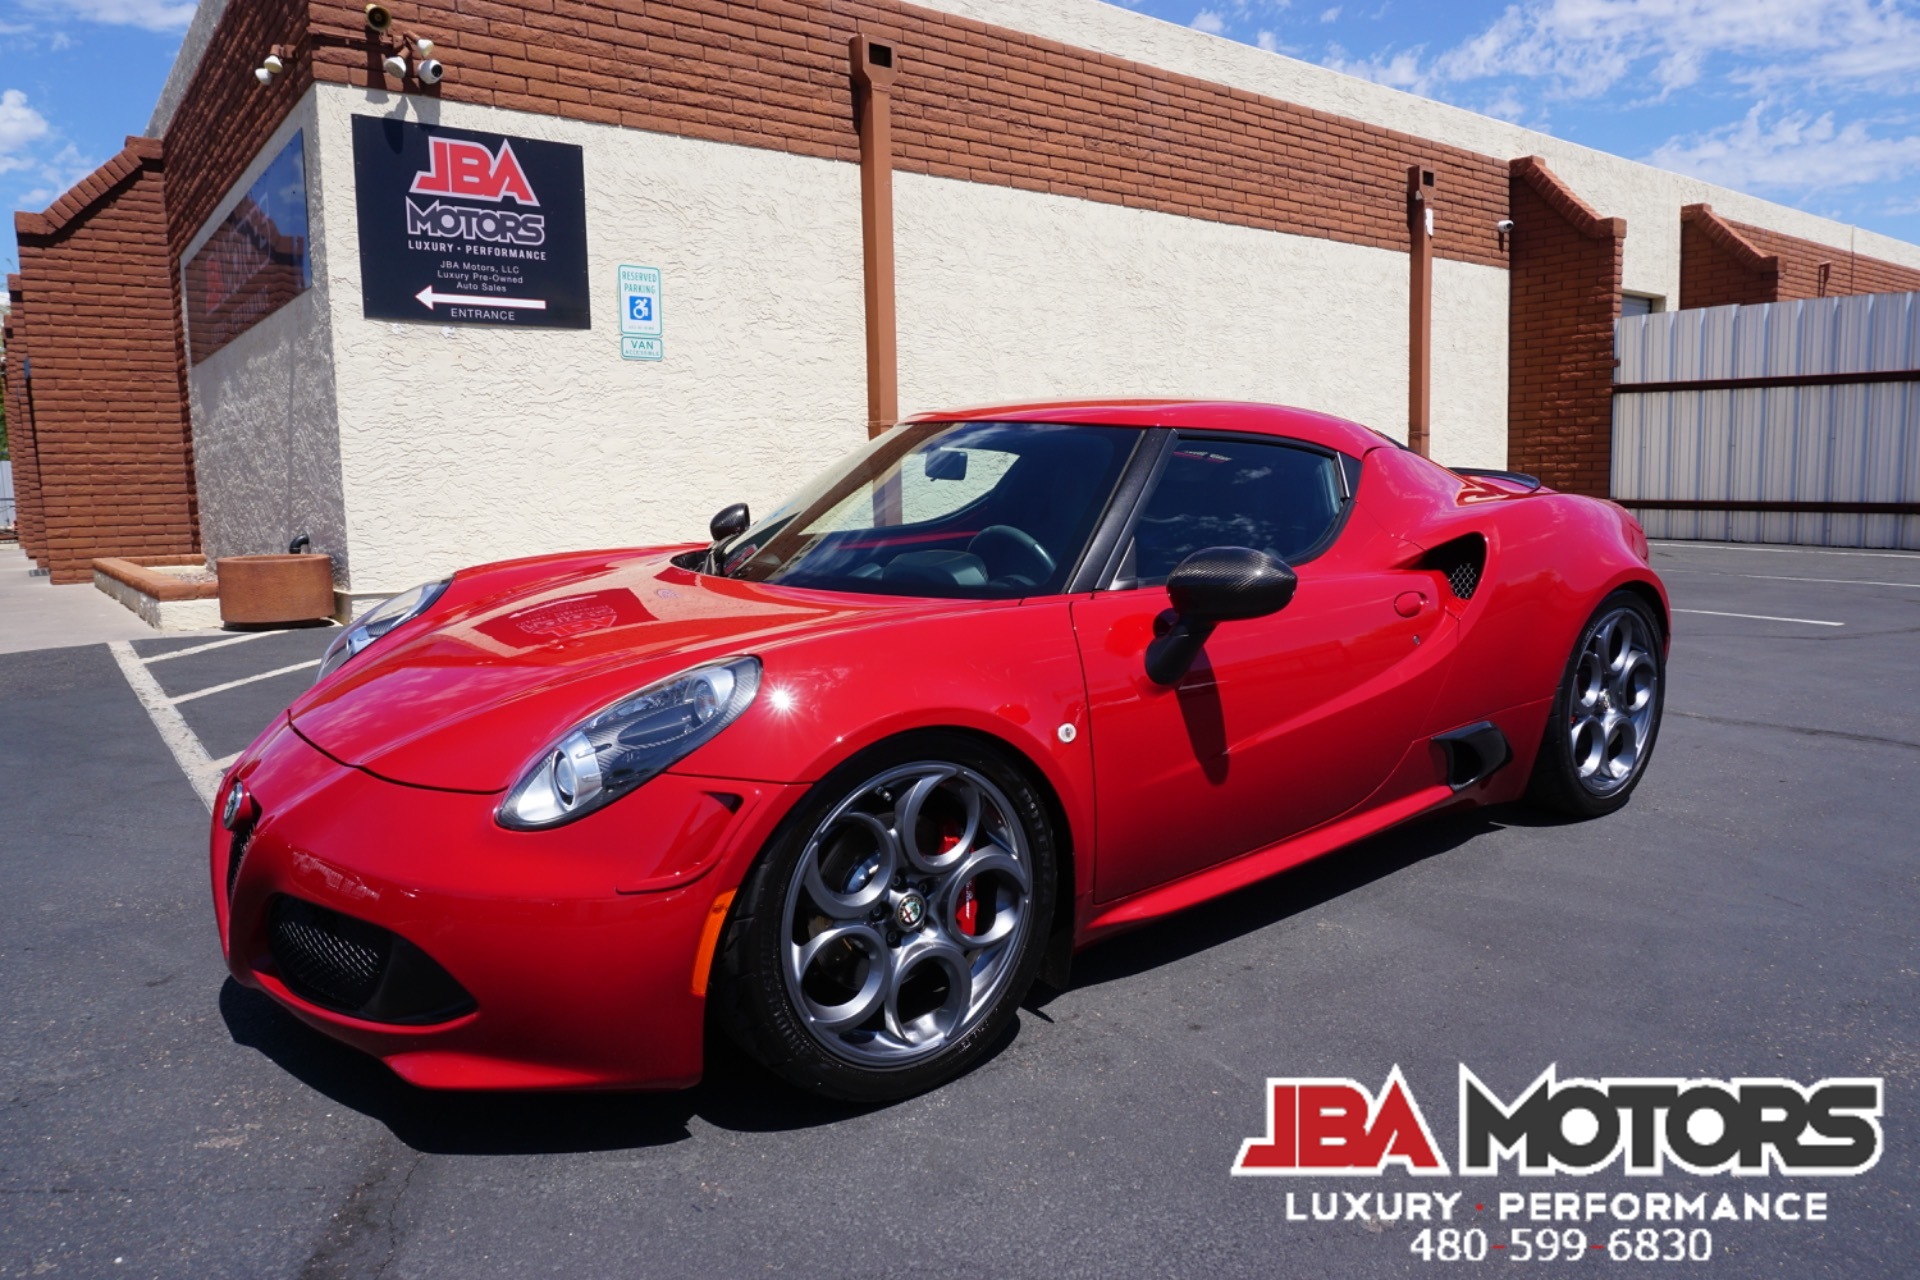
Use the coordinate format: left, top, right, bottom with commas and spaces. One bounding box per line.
267, 897, 392, 1013
263, 895, 476, 1024
1421, 535, 1486, 601
225, 822, 254, 901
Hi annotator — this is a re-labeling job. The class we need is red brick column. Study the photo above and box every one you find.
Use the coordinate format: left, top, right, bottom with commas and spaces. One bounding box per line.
1680, 202, 1920, 308
1679, 205, 1780, 310
12, 139, 200, 583
1507, 156, 1625, 499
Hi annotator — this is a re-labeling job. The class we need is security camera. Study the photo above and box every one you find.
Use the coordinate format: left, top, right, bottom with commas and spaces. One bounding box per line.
254, 66, 273, 85
412, 37, 434, 57
262, 54, 284, 75
382, 53, 408, 79
417, 58, 444, 85
1496, 218, 1516, 233
365, 4, 392, 32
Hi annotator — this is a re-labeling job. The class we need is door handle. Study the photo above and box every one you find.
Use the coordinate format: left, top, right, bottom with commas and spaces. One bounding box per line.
1393, 590, 1428, 618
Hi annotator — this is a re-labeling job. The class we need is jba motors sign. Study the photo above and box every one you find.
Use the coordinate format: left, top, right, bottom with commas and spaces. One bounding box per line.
1233, 1066, 1883, 1177
351, 117, 590, 329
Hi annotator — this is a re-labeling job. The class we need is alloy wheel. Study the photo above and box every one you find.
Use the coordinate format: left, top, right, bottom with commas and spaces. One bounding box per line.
779, 762, 1035, 1067
1567, 606, 1660, 796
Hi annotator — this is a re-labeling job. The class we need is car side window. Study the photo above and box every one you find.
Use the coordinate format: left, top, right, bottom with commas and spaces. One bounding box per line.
1128, 436, 1347, 586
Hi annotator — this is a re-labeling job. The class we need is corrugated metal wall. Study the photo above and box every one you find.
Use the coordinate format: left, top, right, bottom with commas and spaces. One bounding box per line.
1612, 291, 1920, 550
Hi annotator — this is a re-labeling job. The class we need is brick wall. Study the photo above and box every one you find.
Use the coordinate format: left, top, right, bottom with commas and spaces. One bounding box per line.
301, 0, 1511, 269
12, 140, 200, 584
1680, 203, 1920, 310
3, 276, 46, 559
1506, 156, 1623, 498
162, 0, 311, 261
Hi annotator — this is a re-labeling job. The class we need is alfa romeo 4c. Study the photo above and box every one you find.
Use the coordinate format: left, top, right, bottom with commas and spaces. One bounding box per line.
211, 400, 1668, 1101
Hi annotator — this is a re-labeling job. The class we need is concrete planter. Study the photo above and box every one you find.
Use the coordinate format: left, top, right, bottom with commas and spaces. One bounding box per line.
216, 554, 336, 626
93, 556, 223, 631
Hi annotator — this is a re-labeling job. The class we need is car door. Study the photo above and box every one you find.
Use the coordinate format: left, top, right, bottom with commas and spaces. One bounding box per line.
1071, 432, 1454, 903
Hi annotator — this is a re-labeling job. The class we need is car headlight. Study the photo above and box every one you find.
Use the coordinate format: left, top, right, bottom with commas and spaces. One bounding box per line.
315, 579, 450, 682
497, 657, 762, 830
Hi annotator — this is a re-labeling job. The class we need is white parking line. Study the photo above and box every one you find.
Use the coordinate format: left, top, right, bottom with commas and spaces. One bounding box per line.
140, 632, 274, 664
170, 659, 321, 705
1674, 608, 1844, 627
109, 641, 219, 812
1653, 540, 1920, 562
1743, 574, 1920, 589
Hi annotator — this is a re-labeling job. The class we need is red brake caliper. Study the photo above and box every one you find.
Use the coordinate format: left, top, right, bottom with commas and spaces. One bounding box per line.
943, 819, 979, 936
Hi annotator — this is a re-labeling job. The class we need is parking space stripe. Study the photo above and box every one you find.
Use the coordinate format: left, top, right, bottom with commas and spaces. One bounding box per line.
1653, 540, 1920, 561
170, 659, 321, 705
108, 641, 220, 812
140, 632, 276, 664
1674, 608, 1844, 627
1742, 574, 1920, 589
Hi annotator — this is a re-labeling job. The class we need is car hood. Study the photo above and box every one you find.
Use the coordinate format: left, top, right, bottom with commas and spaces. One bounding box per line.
289, 549, 959, 792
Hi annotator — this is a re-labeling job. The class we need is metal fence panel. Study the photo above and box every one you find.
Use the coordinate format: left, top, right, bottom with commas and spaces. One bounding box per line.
1612, 290, 1920, 550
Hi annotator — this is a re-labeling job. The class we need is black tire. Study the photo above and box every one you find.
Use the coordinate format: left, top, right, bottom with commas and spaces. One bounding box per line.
712, 730, 1057, 1102
1525, 589, 1666, 818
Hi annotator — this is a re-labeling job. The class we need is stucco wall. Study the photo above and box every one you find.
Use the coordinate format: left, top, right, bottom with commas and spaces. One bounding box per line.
183, 95, 349, 581
895, 172, 1507, 465
929, 0, 1920, 308
310, 87, 869, 602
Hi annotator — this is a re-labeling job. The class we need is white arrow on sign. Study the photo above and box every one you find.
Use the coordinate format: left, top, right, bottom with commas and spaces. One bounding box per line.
414, 285, 547, 311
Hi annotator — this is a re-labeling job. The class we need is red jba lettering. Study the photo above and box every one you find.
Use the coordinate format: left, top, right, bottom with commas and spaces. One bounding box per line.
1234, 1066, 1450, 1175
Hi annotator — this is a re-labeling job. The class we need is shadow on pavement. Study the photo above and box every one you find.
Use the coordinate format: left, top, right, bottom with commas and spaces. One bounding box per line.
220, 801, 1573, 1153
1064, 805, 1523, 991
220, 978, 1024, 1154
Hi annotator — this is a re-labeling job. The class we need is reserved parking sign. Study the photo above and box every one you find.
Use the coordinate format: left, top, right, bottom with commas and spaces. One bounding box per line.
618, 264, 662, 361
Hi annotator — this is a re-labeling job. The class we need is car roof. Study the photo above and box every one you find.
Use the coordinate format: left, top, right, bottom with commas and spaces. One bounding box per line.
905, 399, 1396, 457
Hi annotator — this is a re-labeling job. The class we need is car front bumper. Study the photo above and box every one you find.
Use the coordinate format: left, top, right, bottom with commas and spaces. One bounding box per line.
212, 717, 800, 1090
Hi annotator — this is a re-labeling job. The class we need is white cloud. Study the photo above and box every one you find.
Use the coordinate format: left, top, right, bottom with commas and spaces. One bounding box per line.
1320, 6, 1342, 21
1647, 104, 1920, 194
1322, 0, 1920, 103
0, 89, 50, 158
22, 0, 197, 32
1191, 8, 1229, 34
1256, 29, 1278, 50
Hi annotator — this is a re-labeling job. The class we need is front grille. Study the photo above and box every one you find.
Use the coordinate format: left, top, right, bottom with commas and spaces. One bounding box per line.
268, 896, 390, 1012
263, 895, 476, 1024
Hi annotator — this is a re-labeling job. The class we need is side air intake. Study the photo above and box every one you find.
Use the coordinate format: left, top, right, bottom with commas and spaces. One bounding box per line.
1420, 534, 1486, 601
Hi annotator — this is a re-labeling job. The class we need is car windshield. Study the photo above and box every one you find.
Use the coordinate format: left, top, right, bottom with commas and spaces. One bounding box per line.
711, 421, 1138, 598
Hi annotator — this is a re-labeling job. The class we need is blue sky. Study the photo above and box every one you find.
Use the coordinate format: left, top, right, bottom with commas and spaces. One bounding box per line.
3, 0, 1919, 294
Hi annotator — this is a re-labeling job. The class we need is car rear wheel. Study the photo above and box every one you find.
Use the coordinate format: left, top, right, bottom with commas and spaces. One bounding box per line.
1525, 591, 1665, 818
713, 731, 1056, 1102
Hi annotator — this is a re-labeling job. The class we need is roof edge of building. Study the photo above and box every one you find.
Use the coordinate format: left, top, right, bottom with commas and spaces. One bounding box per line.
1513, 156, 1626, 241
924, 0, 1920, 268
148, 0, 233, 137
13, 137, 162, 242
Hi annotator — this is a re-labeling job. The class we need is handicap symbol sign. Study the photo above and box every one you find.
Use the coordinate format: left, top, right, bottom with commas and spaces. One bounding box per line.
617, 264, 662, 358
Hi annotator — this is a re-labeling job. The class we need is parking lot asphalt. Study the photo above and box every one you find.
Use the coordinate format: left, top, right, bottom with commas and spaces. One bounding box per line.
2, 541, 1917, 1279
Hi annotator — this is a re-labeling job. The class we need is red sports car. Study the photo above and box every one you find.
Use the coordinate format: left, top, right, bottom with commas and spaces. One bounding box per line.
211, 400, 1667, 1101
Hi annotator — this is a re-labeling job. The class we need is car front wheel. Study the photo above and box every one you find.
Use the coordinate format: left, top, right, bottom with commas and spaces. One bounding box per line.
1525, 590, 1666, 818
713, 731, 1056, 1102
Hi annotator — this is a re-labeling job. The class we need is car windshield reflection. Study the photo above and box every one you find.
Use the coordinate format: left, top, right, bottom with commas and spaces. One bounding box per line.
711, 422, 1136, 599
